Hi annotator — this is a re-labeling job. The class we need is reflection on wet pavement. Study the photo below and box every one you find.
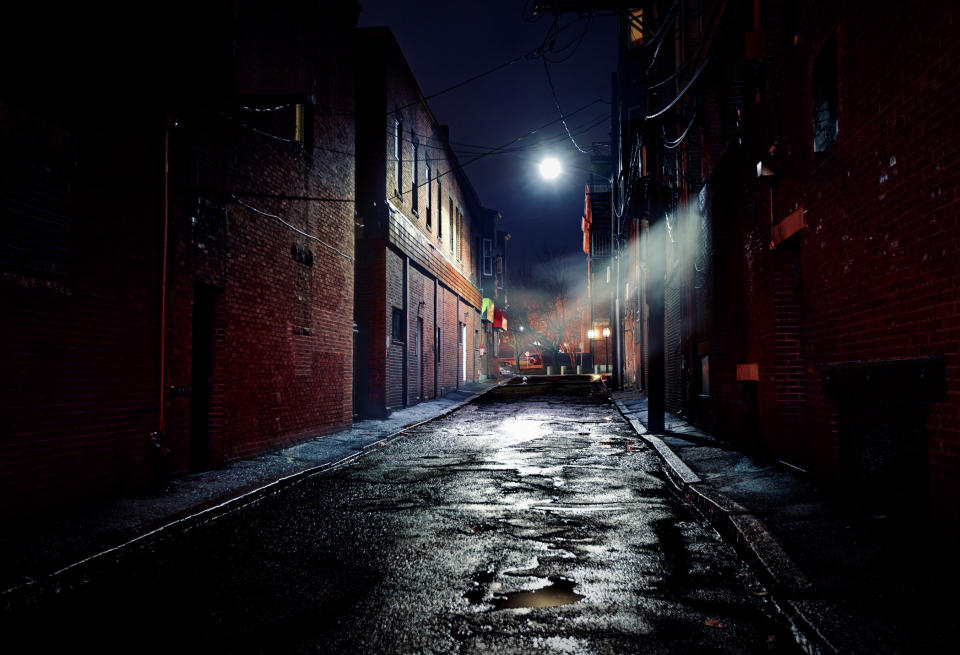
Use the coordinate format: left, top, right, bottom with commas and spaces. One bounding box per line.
491, 577, 585, 609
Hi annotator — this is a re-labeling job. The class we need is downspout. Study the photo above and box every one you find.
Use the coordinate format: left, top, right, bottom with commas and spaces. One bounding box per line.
153, 114, 175, 454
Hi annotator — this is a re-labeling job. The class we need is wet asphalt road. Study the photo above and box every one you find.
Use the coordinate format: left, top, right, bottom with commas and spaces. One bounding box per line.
3, 388, 800, 654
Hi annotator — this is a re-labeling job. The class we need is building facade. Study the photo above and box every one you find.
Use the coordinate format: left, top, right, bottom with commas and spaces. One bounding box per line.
354, 28, 495, 417
0, 0, 359, 513
580, 144, 614, 371
608, 0, 960, 523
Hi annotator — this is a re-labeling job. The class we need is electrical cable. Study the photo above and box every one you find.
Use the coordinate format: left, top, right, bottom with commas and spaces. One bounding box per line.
543, 15, 594, 63
394, 10, 596, 114
645, 57, 710, 121
542, 59, 591, 154
231, 195, 354, 262
665, 110, 697, 149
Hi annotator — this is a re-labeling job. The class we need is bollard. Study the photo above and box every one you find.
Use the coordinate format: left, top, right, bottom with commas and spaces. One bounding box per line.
560, 365, 567, 375
576, 365, 582, 374
546, 366, 553, 375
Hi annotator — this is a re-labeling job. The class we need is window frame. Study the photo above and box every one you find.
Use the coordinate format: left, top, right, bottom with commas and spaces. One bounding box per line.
394, 117, 403, 197
411, 133, 419, 214
425, 159, 432, 228
391, 306, 405, 343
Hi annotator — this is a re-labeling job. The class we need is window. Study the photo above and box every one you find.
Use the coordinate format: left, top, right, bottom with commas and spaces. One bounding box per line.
411, 135, 419, 213
628, 8, 643, 47
394, 117, 403, 196
700, 355, 710, 396
812, 36, 838, 153
294, 103, 308, 146
449, 196, 454, 250
455, 207, 463, 260
482, 238, 493, 276
425, 160, 432, 229
437, 177, 443, 239
391, 306, 404, 342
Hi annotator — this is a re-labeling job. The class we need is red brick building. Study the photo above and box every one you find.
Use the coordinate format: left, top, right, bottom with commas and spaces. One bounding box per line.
354, 28, 495, 417
612, 0, 960, 523
580, 145, 615, 372
0, 1, 359, 513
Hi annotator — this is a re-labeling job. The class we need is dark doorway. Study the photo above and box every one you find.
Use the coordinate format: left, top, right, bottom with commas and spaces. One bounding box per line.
190, 284, 215, 472
417, 317, 424, 400
435, 326, 441, 397
353, 321, 359, 420
824, 357, 946, 515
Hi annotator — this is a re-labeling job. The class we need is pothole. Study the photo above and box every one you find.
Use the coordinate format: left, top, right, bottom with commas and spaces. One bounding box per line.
491, 577, 585, 609
464, 569, 496, 604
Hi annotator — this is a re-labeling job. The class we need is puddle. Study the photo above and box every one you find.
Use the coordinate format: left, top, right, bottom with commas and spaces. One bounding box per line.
464, 569, 496, 604
491, 577, 584, 610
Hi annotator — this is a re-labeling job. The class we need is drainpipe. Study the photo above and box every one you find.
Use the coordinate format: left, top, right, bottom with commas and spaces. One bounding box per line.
156, 114, 175, 446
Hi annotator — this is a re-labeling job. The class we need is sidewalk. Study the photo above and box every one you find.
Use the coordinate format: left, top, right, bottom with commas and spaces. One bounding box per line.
613, 389, 957, 655
1, 381, 497, 602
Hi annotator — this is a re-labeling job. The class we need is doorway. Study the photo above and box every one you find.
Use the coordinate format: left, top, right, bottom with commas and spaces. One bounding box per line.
416, 317, 424, 400
435, 326, 441, 397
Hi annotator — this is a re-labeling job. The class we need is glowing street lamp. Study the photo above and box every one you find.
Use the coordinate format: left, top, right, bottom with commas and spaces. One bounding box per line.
587, 328, 597, 372
602, 327, 611, 373
539, 156, 562, 180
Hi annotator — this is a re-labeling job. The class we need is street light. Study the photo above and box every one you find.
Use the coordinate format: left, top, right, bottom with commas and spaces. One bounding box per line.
539, 156, 562, 180
587, 328, 597, 373
602, 327, 611, 374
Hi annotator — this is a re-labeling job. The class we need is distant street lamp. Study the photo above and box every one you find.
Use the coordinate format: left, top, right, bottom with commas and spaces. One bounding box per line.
602, 327, 611, 374
587, 328, 597, 373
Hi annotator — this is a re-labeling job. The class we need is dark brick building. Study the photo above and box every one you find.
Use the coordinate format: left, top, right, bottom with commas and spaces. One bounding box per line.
610, 0, 960, 523
0, 1, 359, 513
354, 28, 496, 417
580, 144, 615, 372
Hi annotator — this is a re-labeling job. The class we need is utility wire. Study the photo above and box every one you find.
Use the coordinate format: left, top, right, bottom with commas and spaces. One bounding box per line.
395, 11, 596, 113
665, 110, 697, 149
542, 59, 591, 154
645, 57, 710, 120
231, 195, 354, 262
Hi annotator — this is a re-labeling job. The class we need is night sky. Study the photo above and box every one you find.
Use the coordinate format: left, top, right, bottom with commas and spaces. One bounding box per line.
357, 1, 617, 273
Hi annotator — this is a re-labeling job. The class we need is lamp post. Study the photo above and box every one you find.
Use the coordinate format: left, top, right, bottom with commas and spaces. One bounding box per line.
587, 328, 597, 374
602, 326, 611, 374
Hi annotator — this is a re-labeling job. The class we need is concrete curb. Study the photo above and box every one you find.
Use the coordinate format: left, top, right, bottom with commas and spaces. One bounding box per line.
612, 397, 837, 655
2, 382, 500, 609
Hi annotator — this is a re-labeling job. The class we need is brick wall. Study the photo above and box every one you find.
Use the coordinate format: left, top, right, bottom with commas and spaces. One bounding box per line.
386, 248, 405, 410
354, 27, 487, 417
689, 0, 960, 518
0, 111, 161, 512
0, 0, 358, 514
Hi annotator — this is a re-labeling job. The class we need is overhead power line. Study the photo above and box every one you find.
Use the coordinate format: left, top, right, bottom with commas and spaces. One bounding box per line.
395, 12, 597, 113
542, 59, 592, 154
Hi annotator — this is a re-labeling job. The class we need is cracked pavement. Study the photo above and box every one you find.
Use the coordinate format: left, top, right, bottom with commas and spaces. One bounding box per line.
2, 389, 801, 654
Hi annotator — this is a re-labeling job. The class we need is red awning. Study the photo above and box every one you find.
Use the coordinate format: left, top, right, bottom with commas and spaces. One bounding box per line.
493, 308, 507, 330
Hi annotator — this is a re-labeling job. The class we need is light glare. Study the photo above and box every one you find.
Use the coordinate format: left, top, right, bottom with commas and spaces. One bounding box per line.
539, 157, 562, 180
